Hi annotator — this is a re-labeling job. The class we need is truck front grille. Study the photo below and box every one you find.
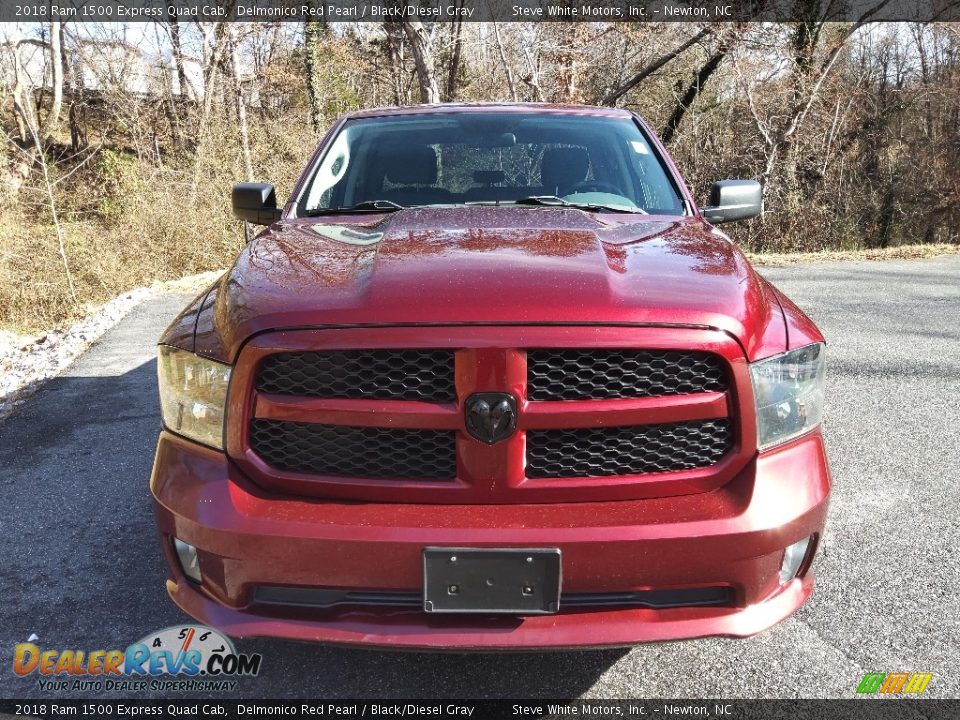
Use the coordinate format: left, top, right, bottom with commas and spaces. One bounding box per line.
527, 349, 727, 401
526, 420, 733, 478
237, 328, 746, 503
249, 419, 457, 480
256, 350, 455, 402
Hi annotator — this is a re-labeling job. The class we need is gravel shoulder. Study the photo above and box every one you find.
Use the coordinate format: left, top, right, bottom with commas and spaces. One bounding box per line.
0, 272, 221, 421
0, 256, 957, 699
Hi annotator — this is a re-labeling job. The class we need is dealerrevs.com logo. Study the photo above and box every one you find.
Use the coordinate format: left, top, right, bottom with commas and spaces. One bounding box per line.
13, 625, 262, 693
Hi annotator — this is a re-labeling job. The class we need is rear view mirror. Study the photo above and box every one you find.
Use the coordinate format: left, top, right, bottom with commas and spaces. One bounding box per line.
474, 132, 516, 148
701, 180, 762, 224
232, 183, 282, 225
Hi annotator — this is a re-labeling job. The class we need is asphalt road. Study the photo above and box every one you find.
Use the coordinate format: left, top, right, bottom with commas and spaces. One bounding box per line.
1, 256, 958, 700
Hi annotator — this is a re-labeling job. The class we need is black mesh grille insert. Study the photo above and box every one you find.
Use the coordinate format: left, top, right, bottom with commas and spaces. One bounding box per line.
527, 350, 727, 401
249, 420, 456, 480
253, 585, 733, 611
526, 420, 732, 478
256, 350, 455, 402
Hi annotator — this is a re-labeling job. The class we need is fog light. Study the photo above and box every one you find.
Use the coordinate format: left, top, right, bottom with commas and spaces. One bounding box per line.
173, 538, 202, 583
779, 536, 812, 584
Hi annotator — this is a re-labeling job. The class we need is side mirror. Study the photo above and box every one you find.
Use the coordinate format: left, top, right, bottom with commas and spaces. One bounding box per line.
701, 180, 762, 224
232, 183, 282, 225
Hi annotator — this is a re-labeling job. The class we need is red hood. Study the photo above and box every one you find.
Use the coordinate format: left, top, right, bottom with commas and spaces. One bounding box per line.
199, 207, 786, 361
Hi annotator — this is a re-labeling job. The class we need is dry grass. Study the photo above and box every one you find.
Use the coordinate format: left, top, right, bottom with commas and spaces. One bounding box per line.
0, 115, 313, 334
748, 243, 960, 267
0, 209, 238, 333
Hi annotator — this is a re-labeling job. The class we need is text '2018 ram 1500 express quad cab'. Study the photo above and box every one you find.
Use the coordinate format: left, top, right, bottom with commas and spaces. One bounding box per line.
151, 103, 830, 650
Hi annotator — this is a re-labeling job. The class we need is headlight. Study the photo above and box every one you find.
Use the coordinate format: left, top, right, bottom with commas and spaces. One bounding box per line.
157, 345, 231, 450
749, 343, 825, 451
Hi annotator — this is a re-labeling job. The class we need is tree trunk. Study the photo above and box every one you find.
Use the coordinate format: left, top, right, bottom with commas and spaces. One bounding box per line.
40, 21, 64, 141
190, 21, 228, 203
402, 21, 440, 104
165, 13, 190, 99
11, 43, 39, 143
549, 25, 588, 104
661, 47, 727, 144
228, 25, 253, 183
381, 24, 406, 105
60, 28, 86, 153
602, 27, 713, 106
444, 7, 464, 101
68, 100, 85, 152
520, 30, 544, 102
304, 15, 328, 134
491, 22, 518, 102
760, 1, 892, 196
163, 13, 191, 147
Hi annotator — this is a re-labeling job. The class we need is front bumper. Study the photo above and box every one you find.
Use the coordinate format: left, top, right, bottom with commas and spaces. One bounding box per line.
150, 430, 830, 650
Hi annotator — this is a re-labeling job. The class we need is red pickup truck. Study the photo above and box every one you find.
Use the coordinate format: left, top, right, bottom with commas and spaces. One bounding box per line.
151, 103, 830, 649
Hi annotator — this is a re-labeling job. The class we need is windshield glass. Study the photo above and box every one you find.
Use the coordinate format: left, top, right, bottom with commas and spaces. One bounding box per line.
299, 112, 686, 215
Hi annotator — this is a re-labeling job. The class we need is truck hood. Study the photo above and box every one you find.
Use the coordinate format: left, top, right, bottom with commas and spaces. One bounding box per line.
204, 207, 785, 361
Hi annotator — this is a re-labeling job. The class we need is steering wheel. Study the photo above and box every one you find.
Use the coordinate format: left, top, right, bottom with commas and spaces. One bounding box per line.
565, 180, 626, 197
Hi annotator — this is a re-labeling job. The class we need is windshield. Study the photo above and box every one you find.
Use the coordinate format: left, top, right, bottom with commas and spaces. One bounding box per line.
298, 112, 686, 216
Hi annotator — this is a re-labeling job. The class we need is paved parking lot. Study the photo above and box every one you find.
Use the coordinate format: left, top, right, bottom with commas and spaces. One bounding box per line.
1, 255, 958, 699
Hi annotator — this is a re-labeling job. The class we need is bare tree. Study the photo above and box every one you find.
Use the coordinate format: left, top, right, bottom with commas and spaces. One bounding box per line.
754, 6, 891, 195
602, 27, 714, 106
304, 14, 327, 134
7, 39, 42, 143
661, 28, 746, 143
444, 7, 465, 101
491, 22, 518, 101
1, 123, 78, 305
401, 21, 440, 104
164, 14, 190, 99
518, 25, 544, 101
40, 21, 63, 140
379, 23, 408, 105
228, 24, 253, 182
190, 20, 228, 202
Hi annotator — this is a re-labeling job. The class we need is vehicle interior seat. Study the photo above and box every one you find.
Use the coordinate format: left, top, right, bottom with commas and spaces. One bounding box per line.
538, 146, 590, 196
379, 145, 453, 206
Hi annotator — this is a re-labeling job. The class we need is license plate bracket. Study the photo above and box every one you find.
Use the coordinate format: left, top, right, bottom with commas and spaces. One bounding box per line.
423, 547, 561, 614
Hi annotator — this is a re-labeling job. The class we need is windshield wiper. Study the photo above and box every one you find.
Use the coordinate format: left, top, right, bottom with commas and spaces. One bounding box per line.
305, 200, 406, 216
514, 195, 647, 214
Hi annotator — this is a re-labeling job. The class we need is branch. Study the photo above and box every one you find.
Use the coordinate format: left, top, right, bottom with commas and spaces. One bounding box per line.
744, 78, 773, 147
49, 140, 105, 187
783, 3, 889, 146
661, 46, 728, 143
602, 27, 713, 106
